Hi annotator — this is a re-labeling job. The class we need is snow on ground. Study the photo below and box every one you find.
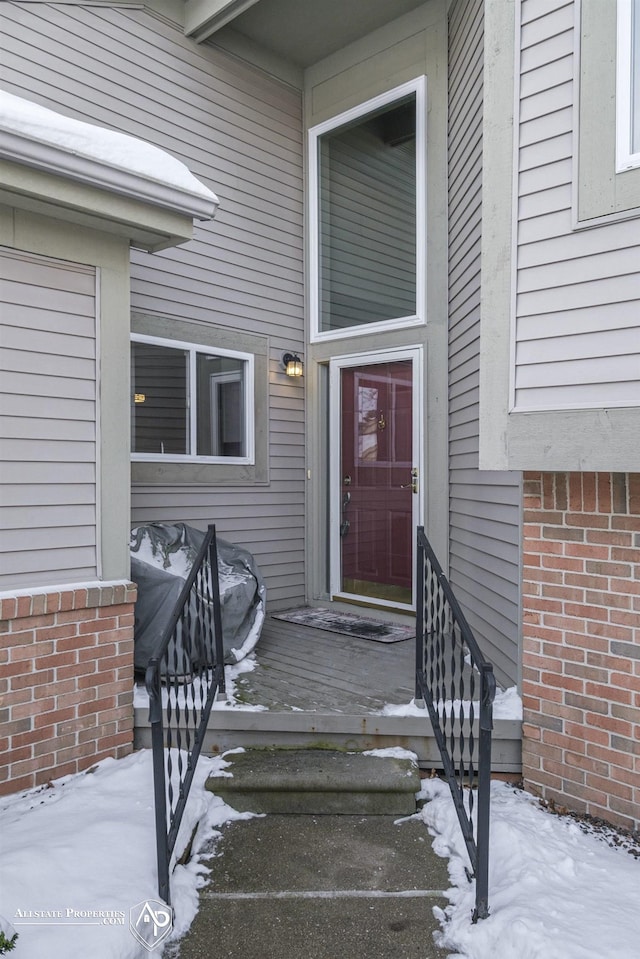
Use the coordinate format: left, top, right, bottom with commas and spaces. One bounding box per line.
1, 747, 638, 959
416, 777, 640, 959
0, 750, 253, 959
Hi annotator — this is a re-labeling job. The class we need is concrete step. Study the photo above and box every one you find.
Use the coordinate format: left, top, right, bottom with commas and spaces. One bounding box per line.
206, 748, 421, 815
168, 814, 451, 959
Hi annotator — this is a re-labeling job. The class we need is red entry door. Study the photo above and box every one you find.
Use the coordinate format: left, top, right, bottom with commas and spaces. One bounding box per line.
340, 360, 414, 605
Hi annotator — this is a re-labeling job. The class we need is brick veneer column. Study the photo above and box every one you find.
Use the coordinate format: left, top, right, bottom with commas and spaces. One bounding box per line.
0, 583, 137, 796
521, 472, 640, 831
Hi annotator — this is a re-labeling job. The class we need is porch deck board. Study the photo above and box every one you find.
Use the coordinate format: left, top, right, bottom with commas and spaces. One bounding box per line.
233, 616, 415, 714
258, 646, 397, 687
134, 614, 522, 771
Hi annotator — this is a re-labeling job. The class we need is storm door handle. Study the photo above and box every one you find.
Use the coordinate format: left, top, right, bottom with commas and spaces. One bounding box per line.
400, 468, 419, 493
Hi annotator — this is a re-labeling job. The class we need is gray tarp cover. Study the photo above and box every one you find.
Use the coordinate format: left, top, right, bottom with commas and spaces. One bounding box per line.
130, 523, 265, 671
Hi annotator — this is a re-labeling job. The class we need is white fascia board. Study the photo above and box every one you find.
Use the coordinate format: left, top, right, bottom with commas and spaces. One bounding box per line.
0, 129, 218, 221
185, 0, 262, 41
0, 90, 218, 220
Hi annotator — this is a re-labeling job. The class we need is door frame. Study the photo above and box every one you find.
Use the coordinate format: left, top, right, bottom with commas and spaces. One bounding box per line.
328, 345, 424, 611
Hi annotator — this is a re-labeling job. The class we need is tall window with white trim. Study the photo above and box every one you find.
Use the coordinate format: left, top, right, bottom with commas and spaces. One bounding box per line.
308, 77, 426, 341
617, 0, 640, 170
131, 334, 254, 463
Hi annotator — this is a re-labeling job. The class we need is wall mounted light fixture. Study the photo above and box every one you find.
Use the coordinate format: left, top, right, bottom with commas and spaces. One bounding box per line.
283, 353, 303, 377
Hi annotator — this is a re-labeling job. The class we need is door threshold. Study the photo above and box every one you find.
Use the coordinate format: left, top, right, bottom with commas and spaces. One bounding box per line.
331, 595, 415, 617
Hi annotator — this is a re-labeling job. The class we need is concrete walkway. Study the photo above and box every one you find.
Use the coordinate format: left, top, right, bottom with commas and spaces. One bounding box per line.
170, 812, 451, 958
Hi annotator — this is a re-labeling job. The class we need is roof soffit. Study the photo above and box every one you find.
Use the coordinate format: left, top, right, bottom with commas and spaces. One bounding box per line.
186, 0, 429, 68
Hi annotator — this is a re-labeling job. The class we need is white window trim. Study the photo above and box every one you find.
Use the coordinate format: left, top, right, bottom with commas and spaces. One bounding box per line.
617, 0, 640, 172
130, 332, 255, 465
308, 76, 427, 344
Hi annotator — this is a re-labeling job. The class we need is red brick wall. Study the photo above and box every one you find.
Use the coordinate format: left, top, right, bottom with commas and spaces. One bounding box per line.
522, 472, 640, 831
0, 583, 137, 796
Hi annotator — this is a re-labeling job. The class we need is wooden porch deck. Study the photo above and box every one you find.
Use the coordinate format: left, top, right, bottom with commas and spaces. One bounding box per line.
228, 615, 416, 713
134, 614, 522, 772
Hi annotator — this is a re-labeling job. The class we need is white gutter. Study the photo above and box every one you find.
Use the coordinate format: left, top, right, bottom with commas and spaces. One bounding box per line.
0, 91, 219, 221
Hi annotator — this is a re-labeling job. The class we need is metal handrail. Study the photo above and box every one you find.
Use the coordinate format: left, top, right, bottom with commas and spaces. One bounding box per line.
415, 526, 496, 921
145, 524, 226, 906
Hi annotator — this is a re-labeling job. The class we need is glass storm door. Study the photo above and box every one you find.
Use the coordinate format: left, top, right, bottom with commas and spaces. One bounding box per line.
336, 358, 417, 606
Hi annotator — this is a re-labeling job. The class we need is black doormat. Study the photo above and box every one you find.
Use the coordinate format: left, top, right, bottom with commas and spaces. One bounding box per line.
272, 607, 413, 643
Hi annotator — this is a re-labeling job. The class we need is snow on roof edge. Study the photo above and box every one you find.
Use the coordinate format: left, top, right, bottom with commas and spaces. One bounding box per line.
0, 90, 219, 220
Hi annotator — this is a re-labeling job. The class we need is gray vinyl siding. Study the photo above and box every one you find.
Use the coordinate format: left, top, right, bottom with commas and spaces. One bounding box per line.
0, 2, 305, 607
514, 0, 640, 411
448, 0, 521, 688
0, 248, 98, 588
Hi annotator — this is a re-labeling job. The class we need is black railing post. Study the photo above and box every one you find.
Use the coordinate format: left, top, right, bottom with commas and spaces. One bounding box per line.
473, 662, 495, 922
415, 526, 497, 921
146, 657, 170, 906
208, 525, 226, 696
145, 525, 226, 905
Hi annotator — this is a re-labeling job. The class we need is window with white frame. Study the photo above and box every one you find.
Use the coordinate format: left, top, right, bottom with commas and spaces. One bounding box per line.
617, 0, 640, 171
578, 0, 640, 221
131, 334, 254, 463
308, 77, 426, 341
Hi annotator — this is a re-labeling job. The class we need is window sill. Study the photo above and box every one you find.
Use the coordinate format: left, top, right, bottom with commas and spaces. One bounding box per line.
132, 455, 254, 466
131, 459, 268, 486
310, 314, 424, 344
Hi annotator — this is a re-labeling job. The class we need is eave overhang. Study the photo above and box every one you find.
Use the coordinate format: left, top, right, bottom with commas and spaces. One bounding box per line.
184, 0, 262, 43
0, 93, 218, 251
